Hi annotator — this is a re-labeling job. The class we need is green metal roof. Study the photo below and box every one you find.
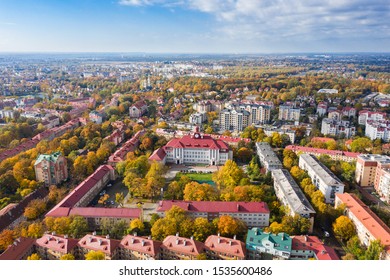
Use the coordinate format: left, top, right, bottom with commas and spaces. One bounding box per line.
34, 151, 63, 166
246, 228, 292, 252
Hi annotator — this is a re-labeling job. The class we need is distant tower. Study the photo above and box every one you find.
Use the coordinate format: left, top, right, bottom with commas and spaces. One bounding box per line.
147, 74, 151, 88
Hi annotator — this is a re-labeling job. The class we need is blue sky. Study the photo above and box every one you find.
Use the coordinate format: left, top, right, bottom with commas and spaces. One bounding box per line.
0, 0, 389, 53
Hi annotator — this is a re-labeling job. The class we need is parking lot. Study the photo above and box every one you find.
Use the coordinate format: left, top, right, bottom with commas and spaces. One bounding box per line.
88, 178, 129, 208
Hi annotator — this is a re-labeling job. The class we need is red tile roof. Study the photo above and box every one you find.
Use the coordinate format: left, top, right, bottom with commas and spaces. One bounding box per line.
165, 134, 229, 150
157, 200, 270, 214
36, 234, 78, 254
46, 165, 114, 216
291, 235, 339, 260
162, 235, 204, 256
311, 137, 336, 143
120, 235, 162, 257
204, 235, 246, 258
286, 145, 361, 159
149, 147, 166, 161
78, 234, 120, 256
336, 193, 390, 255
0, 237, 35, 260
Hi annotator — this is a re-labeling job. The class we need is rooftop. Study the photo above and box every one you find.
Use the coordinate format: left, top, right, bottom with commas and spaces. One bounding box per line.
120, 235, 161, 257
78, 234, 120, 255
271, 169, 316, 216
35, 234, 78, 254
161, 235, 204, 256
204, 235, 246, 258
291, 235, 339, 260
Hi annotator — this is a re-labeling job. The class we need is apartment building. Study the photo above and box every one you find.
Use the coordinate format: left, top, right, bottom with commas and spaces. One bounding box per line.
365, 120, 390, 142
335, 193, 390, 260
35, 234, 78, 260
358, 110, 386, 125
376, 168, 390, 203
255, 142, 283, 172
290, 236, 339, 260
118, 234, 162, 260
156, 200, 270, 228
77, 234, 120, 260
0, 237, 35, 260
129, 100, 148, 118
219, 108, 250, 132
161, 235, 204, 260
204, 234, 246, 260
286, 145, 360, 163
355, 154, 390, 187
321, 118, 356, 138
299, 154, 344, 204
271, 169, 316, 232
34, 151, 68, 186
278, 105, 300, 122
246, 228, 292, 260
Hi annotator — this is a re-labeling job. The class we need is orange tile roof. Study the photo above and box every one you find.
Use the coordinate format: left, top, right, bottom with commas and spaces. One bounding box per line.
78, 234, 120, 256
120, 235, 162, 257
291, 236, 339, 260
204, 235, 246, 258
162, 235, 204, 256
336, 193, 390, 254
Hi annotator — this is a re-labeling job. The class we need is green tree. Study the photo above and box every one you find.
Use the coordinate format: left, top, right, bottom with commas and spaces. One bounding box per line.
129, 218, 145, 234
212, 160, 244, 190
183, 182, 219, 201
69, 216, 88, 238
60, 254, 75, 260
151, 218, 177, 241
192, 217, 215, 242
350, 137, 373, 153
24, 199, 47, 220
364, 240, 384, 260
27, 253, 41, 260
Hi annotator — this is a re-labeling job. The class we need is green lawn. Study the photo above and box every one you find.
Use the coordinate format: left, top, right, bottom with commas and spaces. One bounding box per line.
176, 172, 213, 182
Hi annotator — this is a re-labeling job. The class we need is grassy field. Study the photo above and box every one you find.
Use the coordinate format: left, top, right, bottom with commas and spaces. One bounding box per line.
176, 172, 213, 182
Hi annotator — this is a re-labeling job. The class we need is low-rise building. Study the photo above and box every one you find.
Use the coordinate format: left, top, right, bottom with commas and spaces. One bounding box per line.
246, 228, 292, 260
35, 234, 78, 260
204, 234, 246, 260
290, 235, 339, 260
89, 110, 104, 124
255, 142, 283, 172
285, 145, 360, 162
271, 169, 316, 232
335, 193, 390, 260
156, 200, 270, 228
118, 234, 162, 260
161, 235, 204, 260
0, 237, 35, 260
321, 118, 356, 138
129, 100, 148, 118
34, 151, 68, 186
77, 233, 120, 260
299, 154, 344, 204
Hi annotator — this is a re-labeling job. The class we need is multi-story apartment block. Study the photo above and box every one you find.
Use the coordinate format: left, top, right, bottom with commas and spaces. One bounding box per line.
316, 102, 328, 117
286, 145, 360, 163
246, 228, 292, 260
365, 120, 390, 142
358, 110, 386, 125
161, 235, 204, 260
118, 234, 162, 260
376, 168, 390, 203
278, 105, 300, 122
241, 104, 271, 125
189, 112, 206, 125
204, 234, 246, 260
335, 193, 390, 260
77, 234, 120, 260
271, 169, 316, 232
35, 234, 78, 260
156, 200, 270, 228
255, 142, 283, 172
129, 100, 148, 118
355, 154, 390, 187
262, 127, 296, 144
149, 129, 232, 166
0, 237, 35, 260
219, 108, 250, 132
321, 118, 356, 138
34, 151, 68, 186
299, 154, 344, 204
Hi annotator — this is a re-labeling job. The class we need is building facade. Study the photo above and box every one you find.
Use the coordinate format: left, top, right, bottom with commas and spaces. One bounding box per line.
156, 200, 270, 228
271, 169, 316, 232
161, 235, 204, 260
34, 151, 68, 186
204, 235, 246, 260
278, 105, 300, 122
299, 154, 344, 204
118, 234, 161, 260
129, 100, 148, 118
321, 118, 356, 138
35, 234, 78, 260
219, 108, 250, 132
255, 142, 283, 172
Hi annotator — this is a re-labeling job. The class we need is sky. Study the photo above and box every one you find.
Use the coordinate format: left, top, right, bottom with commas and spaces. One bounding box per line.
0, 0, 389, 53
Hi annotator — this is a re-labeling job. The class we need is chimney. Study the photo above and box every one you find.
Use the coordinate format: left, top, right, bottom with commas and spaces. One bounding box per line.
98, 239, 102, 245
304, 235, 308, 242
176, 239, 179, 245
176, 232, 179, 237
56, 238, 60, 244
134, 232, 137, 237
131, 238, 135, 244
237, 204, 240, 211
92, 231, 96, 236
141, 240, 145, 247
218, 238, 220, 244
217, 232, 220, 237
183, 240, 187, 246
106, 235, 110, 239
229, 240, 232, 246
233, 235, 236, 240
64, 235, 68, 239
148, 236, 151, 240
51, 231, 56, 236
190, 236, 194, 240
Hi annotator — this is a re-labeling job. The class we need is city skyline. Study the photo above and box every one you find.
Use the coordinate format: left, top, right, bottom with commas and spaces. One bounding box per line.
0, 0, 389, 53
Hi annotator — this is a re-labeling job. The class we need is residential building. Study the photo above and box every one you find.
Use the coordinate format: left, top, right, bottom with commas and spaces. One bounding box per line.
89, 110, 104, 124
255, 142, 283, 172
0, 237, 35, 260
285, 145, 360, 163
299, 154, 344, 204
35, 234, 78, 260
342, 107, 356, 118
161, 235, 204, 260
189, 112, 206, 125
321, 118, 356, 138
290, 236, 339, 260
0, 109, 16, 119
118, 234, 162, 260
358, 110, 386, 125
129, 100, 148, 118
149, 128, 232, 166
244, 104, 271, 125
156, 200, 270, 228
271, 169, 316, 232
34, 151, 68, 186
278, 105, 300, 122
316, 102, 327, 117
204, 234, 246, 260
77, 234, 120, 260
262, 127, 296, 144
219, 108, 250, 132
246, 228, 292, 260
328, 110, 342, 121
335, 193, 390, 260
108, 130, 144, 165
318, 89, 338, 94
376, 168, 390, 203
355, 154, 390, 187
365, 120, 390, 142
